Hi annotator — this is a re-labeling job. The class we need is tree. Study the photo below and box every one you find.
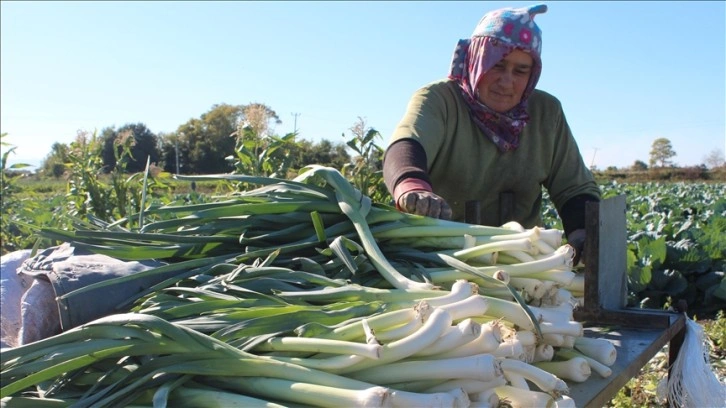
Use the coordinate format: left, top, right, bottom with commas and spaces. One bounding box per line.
703, 148, 725, 169
157, 102, 286, 175
39, 142, 70, 178
296, 139, 351, 171
174, 104, 243, 174
649, 138, 676, 167
100, 123, 160, 173
631, 160, 648, 171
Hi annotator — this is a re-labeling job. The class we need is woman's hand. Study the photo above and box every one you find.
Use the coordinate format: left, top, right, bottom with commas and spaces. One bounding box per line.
397, 191, 453, 220
567, 228, 587, 267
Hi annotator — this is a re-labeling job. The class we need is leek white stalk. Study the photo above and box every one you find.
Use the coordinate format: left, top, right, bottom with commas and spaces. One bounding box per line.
451, 238, 535, 262
555, 349, 612, 378
499, 250, 537, 264
425, 376, 507, 394
269, 353, 369, 371
533, 239, 556, 255
429, 245, 574, 285
336, 308, 453, 374
536, 303, 575, 322
420, 280, 478, 308
168, 385, 289, 408
526, 270, 576, 287
480, 297, 535, 330
492, 338, 527, 360
542, 333, 566, 347
540, 287, 577, 308
499, 358, 569, 393
535, 227, 563, 249
413, 318, 480, 357
260, 319, 383, 370
495, 385, 555, 408
375, 317, 425, 342
430, 320, 503, 359
574, 336, 617, 366
534, 357, 592, 383
501, 221, 525, 232
388, 388, 465, 408
509, 277, 547, 300
382, 379, 444, 393
539, 321, 583, 337
553, 395, 577, 408
561, 335, 576, 349
514, 330, 537, 347
253, 337, 382, 359
470, 387, 500, 406
503, 370, 530, 390
468, 400, 494, 408
210, 376, 463, 408
564, 274, 585, 293
325, 305, 423, 342
533, 344, 554, 363
349, 353, 502, 384
438, 294, 490, 321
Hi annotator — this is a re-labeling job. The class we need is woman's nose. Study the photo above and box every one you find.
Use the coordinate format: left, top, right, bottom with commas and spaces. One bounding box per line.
498, 70, 514, 86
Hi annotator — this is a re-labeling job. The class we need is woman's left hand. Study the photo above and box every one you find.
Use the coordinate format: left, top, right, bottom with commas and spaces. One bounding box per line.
567, 228, 587, 267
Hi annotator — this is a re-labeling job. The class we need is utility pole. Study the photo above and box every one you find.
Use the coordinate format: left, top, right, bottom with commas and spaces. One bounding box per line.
291, 113, 301, 135
590, 147, 599, 170
176, 133, 183, 174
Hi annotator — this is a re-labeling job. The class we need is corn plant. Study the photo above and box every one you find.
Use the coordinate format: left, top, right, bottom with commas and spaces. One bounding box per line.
341, 117, 391, 205
229, 122, 300, 184
0, 133, 41, 254
65, 130, 172, 229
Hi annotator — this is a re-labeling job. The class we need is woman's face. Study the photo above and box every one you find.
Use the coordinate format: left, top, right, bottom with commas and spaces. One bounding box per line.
476, 49, 534, 113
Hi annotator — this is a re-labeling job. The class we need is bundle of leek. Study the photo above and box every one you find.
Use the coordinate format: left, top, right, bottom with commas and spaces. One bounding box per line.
1, 166, 617, 408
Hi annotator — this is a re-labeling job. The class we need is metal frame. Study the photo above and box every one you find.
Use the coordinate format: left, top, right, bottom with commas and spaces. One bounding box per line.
569, 195, 687, 407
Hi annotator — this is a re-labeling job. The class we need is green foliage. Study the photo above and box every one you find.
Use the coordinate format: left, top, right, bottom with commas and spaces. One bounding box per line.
39, 142, 70, 178
171, 104, 241, 174
100, 123, 161, 173
542, 181, 726, 313
294, 139, 351, 173
340, 117, 391, 205
229, 123, 299, 180
64, 130, 173, 228
0, 133, 42, 253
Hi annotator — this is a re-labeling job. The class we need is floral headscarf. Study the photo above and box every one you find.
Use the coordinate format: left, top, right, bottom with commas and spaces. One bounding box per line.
449, 4, 547, 152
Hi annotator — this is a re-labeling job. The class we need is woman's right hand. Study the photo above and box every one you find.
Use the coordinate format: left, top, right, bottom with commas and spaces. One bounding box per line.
397, 191, 453, 220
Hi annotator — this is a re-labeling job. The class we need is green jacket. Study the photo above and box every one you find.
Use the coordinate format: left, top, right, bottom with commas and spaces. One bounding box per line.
389, 79, 601, 228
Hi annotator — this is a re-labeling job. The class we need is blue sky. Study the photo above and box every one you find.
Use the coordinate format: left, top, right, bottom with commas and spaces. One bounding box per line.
2, 1, 724, 171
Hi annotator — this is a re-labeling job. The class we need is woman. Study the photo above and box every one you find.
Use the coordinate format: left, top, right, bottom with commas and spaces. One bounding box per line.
382, 3, 600, 263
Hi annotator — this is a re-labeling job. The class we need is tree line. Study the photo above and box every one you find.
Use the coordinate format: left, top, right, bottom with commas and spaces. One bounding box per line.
38, 103, 366, 178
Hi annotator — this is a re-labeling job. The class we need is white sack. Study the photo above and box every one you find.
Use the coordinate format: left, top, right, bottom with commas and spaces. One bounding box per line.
0, 250, 34, 348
